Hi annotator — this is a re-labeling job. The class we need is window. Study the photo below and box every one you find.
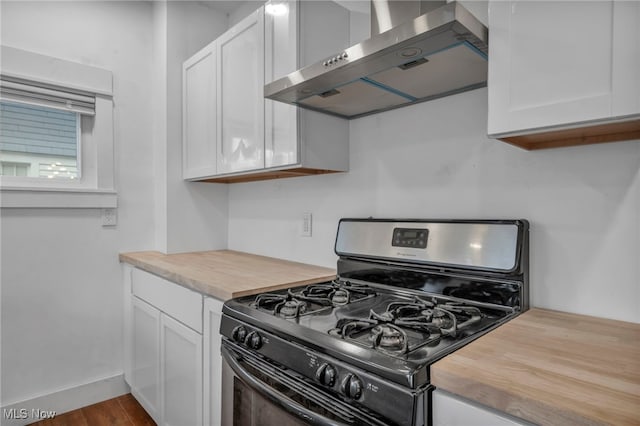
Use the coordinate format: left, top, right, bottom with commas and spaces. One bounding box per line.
0, 101, 80, 180
0, 46, 115, 208
0, 161, 29, 176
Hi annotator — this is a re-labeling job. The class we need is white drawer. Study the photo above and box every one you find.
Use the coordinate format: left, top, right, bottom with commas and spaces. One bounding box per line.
433, 390, 531, 426
132, 268, 203, 333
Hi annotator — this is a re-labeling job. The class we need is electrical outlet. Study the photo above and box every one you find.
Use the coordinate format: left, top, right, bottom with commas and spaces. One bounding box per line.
301, 212, 312, 237
102, 208, 117, 227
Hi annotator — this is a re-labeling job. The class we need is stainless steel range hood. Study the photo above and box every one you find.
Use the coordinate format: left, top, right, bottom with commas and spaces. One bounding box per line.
264, 1, 488, 119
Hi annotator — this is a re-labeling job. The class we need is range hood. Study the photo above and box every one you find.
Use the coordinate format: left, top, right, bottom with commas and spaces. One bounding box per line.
264, 0, 488, 119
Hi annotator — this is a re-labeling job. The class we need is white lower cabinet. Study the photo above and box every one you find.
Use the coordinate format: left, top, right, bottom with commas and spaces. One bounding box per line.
432, 390, 530, 426
131, 296, 161, 422
161, 314, 203, 426
124, 266, 224, 426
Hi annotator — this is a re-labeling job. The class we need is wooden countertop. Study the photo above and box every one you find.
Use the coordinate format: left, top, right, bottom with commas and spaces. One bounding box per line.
431, 308, 640, 426
119, 250, 336, 300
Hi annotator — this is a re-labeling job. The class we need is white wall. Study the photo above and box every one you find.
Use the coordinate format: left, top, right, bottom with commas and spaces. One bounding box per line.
0, 0, 156, 408
156, 1, 230, 254
228, 88, 640, 324
0, 0, 232, 412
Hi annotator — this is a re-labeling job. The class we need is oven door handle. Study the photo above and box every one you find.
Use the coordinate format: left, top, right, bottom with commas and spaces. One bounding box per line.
221, 345, 348, 426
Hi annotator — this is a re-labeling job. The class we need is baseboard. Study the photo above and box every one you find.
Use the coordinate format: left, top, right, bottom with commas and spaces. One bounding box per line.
1, 373, 130, 426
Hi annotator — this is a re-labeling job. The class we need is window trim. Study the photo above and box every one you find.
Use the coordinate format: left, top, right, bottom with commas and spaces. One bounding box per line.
0, 46, 115, 208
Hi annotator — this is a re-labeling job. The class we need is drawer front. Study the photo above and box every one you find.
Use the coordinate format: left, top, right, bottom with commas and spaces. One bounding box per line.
132, 268, 203, 333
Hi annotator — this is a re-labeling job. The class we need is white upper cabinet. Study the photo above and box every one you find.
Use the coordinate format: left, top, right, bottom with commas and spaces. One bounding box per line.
261, 0, 350, 177
264, 0, 298, 169
217, 8, 265, 174
183, 41, 217, 179
488, 1, 640, 149
182, 1, 350, 183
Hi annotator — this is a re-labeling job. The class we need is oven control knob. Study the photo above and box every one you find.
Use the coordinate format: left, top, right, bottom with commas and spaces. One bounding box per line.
315, 363, 337, 387
231, 326, 247, 343
246, 331, 262, 349
341, 374, 363, 400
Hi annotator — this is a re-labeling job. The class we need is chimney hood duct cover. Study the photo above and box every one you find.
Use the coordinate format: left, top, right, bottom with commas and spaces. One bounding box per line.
264, 1, 488, 120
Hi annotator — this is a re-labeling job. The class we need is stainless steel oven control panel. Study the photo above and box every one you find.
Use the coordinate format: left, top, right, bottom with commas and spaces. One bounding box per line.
335, 219, 527, 272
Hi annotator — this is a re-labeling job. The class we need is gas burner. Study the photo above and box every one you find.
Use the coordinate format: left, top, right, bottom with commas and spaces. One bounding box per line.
429, 308, 456, 334
371, 324, 406, 350
278, 300, 307, 319
251, 293, 308, 319
331, 289, 350, 305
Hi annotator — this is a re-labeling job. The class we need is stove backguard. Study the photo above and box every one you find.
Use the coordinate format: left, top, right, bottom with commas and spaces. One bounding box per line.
335, 219, 529, 311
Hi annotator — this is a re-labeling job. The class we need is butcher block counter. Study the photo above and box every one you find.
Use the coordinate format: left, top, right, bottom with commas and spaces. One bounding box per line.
431, 308, 640, 426
119, 250, 336, 300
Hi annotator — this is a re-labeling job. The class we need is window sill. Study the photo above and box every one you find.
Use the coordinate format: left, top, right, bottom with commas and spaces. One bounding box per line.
0, 186, 117, 208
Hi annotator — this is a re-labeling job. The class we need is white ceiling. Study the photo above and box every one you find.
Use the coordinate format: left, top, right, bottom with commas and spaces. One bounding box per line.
198, 0, 251, 14
333, 0, 370, 14
198, 0, 371, 15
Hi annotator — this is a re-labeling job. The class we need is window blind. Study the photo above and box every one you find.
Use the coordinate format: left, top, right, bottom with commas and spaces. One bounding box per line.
0, 76, 95, 116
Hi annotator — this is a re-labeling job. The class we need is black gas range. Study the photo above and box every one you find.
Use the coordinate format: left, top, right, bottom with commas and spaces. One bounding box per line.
220, 219, 529, 426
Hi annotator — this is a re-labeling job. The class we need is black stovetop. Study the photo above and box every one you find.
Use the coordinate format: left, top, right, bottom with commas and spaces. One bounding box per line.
222, 276, 516, 387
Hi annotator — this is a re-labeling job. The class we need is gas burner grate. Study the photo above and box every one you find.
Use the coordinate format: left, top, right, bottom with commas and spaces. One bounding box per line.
251, 293, 308, 319
250, 281, 377, 319
328, 296, 484, 355
288, 280, 377, 307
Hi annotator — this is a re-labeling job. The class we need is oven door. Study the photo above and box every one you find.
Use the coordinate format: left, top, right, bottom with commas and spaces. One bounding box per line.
221, 340, 392, 426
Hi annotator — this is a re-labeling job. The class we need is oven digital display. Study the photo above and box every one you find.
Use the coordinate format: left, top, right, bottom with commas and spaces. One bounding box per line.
392, 228, 428, 249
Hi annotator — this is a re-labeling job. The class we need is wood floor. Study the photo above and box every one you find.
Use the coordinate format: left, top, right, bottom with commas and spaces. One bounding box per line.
29, 394, 155, 426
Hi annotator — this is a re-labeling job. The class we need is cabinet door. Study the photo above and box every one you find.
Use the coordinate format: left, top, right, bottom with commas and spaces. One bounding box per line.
265, 0, 299, 168
432, 390, 530, 426
131, 296, 161, 424
183, 41, 217, 179
203, 297, 224, 426
611, 1, 640, 117
161, 314, 203, 426
217, 8, 265, 174
488, 1, 637, 135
